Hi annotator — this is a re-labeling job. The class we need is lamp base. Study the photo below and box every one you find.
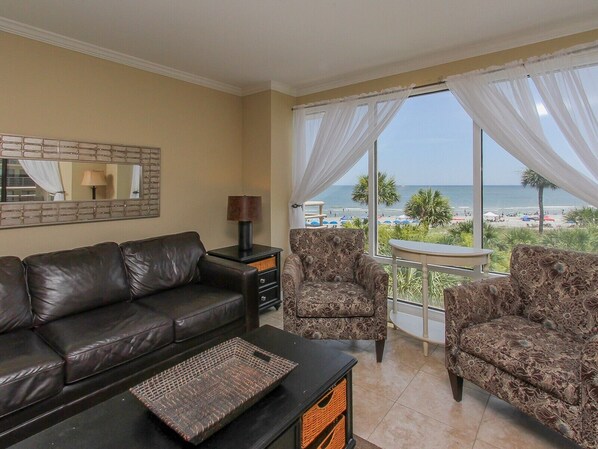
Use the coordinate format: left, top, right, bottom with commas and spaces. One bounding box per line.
238, 221, 253, 251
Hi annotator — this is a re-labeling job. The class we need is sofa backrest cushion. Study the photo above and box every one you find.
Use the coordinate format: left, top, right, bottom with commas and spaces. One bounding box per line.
511, 244, 598, 339
0, 256, 32, 333
120, 231, 205, 299
290, 228, 364, 282
25, 242, 131, 325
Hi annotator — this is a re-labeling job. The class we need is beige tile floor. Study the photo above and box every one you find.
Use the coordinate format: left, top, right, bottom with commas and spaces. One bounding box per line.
260, 308, 582, 449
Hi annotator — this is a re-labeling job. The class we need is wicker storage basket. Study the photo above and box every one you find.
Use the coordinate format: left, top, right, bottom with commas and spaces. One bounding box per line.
130, 337, 297, 445
307, 416, 346, 449
301, 378, 347, 448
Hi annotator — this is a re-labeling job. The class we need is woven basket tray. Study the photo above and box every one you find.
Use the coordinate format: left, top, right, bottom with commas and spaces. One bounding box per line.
130, 337, 298, 445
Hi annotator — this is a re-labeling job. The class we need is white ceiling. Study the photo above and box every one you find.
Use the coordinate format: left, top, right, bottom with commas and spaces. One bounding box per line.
1, 0, 598, 96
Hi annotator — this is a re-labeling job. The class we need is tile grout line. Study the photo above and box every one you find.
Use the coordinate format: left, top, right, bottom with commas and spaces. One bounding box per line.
471, 393, 492, 448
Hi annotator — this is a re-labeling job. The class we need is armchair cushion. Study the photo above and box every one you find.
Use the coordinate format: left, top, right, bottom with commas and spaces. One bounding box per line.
511, 245, 598, 339
461, 315, 583, 405
290, 228, 364, 282
296, 281, 374, 318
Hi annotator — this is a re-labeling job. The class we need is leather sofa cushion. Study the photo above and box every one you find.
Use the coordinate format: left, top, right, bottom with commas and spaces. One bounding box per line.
460, 315, 583, 405
0, 330, 64, 418
120, 232, 206, 299
25, 242, 131, 326
0, 256, 32, 333
296, 281, 374, 318
137, 284, 244, 342
35, 302, 173, 384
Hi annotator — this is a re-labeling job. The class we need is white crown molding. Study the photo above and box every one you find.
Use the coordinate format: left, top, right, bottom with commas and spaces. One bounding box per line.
0, 17, 243, 96
295, 16, 598, 96
241, 81, 297, 97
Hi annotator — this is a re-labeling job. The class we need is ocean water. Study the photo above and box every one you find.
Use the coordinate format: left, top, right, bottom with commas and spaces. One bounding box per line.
307, 185, 588, 218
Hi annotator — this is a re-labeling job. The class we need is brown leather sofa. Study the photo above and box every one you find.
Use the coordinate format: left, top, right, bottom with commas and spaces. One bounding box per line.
0, 231, 258, 448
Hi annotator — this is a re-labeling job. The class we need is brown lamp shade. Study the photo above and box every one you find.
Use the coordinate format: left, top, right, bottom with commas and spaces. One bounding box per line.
227, 196, 262, 222
81, 170, 107, 186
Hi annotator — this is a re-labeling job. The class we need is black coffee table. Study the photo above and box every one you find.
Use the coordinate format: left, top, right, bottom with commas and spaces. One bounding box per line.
9, 325, 357, 449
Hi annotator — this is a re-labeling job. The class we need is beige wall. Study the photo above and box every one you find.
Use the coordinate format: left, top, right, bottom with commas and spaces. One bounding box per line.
269, 91, 295, 257
0, 32, 243, 257
241, 91, 295, 258
241, 91, 272, 246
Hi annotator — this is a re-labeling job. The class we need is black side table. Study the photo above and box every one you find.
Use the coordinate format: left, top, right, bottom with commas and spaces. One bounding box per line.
208, 244, 283, 312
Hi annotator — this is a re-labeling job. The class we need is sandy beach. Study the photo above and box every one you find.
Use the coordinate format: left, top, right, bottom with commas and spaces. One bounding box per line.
306, 210, 574, 229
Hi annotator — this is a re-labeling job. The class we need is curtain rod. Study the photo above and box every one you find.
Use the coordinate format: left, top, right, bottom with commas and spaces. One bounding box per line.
292, 84, 416, 110
447, 39, 598, 79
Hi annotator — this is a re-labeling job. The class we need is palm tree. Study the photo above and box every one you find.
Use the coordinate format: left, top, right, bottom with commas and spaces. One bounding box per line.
521, 169, 558, 234
447, 220, 498, 247
351, 172, 400, 207
404, 188, 452, 228
565, 207, 598, 226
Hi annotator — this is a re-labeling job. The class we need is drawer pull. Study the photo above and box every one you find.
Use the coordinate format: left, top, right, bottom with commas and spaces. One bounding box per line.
261, 296, 267, 301
260, 278, 266, 284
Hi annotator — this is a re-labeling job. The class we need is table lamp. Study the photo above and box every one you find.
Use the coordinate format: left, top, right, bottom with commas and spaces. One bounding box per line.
227, 195, 262, 251
81, 170, 107, 200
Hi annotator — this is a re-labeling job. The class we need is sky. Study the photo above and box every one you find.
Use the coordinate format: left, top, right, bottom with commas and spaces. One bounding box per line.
334, 87, 587, 186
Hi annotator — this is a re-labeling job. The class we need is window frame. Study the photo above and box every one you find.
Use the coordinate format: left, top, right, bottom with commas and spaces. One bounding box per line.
366, 84, 490, 282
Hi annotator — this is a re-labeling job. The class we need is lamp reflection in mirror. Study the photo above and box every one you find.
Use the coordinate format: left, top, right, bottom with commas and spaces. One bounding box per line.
81, 170, 107, 200
227, 196, 262, 251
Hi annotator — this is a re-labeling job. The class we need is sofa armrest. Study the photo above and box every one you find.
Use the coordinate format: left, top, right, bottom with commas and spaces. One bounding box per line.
444, 276, 521, 373
581, 336, 598, 448
281, 254, 303, 332
198, 255, 259, 332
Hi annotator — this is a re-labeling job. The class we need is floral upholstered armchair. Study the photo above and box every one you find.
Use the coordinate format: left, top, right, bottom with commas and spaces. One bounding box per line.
282, 228, 388, 362
445, 244, 598, 449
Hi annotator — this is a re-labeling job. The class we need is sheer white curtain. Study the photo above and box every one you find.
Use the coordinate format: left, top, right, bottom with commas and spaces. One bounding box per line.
446, 65, 598, 207
18, 160, 65, 201
290, 89, 412, 228
527, 52, 598, 180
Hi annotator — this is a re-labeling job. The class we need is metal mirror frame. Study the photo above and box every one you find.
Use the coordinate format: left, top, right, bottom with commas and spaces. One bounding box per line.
0, 133, 160, 229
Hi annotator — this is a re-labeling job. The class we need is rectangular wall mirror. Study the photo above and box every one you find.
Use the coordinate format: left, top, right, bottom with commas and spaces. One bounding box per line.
0, 133, 160, 228
2, 160, 142, 202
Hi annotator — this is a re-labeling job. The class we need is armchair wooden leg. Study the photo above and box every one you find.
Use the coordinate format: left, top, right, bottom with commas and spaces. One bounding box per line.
448, 370, 463, 402
375, 339, 385, 363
